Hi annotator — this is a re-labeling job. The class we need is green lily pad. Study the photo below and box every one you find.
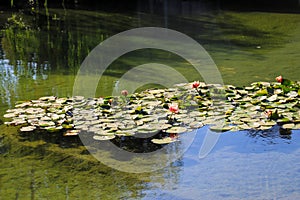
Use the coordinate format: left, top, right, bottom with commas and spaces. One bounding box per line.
73, 96, 85, 102
189, 121, 204, 129
293, 124, 300, 130
259, 121, 276, 126
15, 102, 32, 108
61, 124, 74, 129
3, 113, 16, 118
238, 124, 251, 130
94, 130, 115, 136
209, 125, 232, 132
202, 118, 216, 125
153, 123, 172, 130
287, 91, 298, 98
64, 130, 80, 136
277, 118, 291, 124
188, 111, 202, 117
151, 137, 177, 144
267, 95, 278, 102
93, 135, 115, 140
141, 117, 156, 123
248, 122, 260, 129
231, 120, 244, 125
118, 124, 136, 130
282, 123, 295, 129
136, 124, 160, 133
258, 126, 272, 130
13, 119, 27, 125
56, 98, 68, 104
115, 130, 135, 136
45, 126, 63, 132
178, 118, 194, 124
166, 127, 187, 134
240, 118, 259, 123
20, 126, 36, 132
39, 96, 56, 102
256, 89, 268, 96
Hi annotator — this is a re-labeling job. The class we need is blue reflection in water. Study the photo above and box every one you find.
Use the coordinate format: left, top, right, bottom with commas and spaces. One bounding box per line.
143, 126, 300, 200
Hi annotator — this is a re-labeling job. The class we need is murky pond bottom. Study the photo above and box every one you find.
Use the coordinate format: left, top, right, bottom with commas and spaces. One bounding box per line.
1, 124, 299, 199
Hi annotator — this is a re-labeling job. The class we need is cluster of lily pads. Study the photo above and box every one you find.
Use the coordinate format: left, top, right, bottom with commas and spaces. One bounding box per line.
3, 76, 300, 144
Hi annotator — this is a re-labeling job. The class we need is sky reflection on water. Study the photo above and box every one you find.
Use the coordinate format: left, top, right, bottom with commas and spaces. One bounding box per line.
142, 126, 300, 199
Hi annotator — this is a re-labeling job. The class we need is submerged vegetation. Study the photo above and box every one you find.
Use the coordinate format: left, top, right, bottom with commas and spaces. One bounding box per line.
3, 77, 300, 145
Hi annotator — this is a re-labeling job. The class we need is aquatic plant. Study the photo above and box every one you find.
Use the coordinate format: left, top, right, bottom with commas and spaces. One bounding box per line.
3, 76, 300, 145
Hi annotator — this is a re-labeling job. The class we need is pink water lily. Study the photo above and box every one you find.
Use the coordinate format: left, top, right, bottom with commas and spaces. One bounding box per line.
276, 75, 283, 83
169, 103, 179, 113
265, 110, 272, 118
121, 90, 128, 96
192, 81, 200, 89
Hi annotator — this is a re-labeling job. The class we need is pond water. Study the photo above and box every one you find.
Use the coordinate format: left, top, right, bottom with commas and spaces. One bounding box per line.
0, 1, 300, 199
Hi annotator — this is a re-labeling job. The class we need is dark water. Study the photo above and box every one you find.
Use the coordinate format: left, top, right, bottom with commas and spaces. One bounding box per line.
0, 1, 300, 199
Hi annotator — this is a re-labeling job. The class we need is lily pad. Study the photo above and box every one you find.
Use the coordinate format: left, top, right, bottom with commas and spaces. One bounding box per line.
64, 129, 80, 136
15, 102, 32, 108
209, 125, 232, 132
93, 135, 115, 140
238, 124, 251, 130
3, 113, 16, 118
293, 124, 300, 130
13, 119, 27, 125
45, 126, 63, 132
267, 95, 278, 102
166, 127, 187, 134
277, 118, 292, 124
282, 123, 295, 129
189, 121, 204, 129
94, 130, 115, 136
151, 137, 177, 144
20, 126, 36, 132
115, 130, 135, 136
39, 96, 56, 101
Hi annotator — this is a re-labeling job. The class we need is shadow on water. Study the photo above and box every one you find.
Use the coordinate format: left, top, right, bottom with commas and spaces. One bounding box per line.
16, 127, 172, 153
11, 123, 299, 155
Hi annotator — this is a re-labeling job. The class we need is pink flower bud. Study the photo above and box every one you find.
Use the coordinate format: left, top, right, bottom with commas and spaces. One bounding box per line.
121, 90, 128, 96
275, 75, 283, 83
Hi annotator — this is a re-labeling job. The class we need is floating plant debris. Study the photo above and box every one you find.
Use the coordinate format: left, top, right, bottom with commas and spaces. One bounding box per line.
3, 78, 300, 144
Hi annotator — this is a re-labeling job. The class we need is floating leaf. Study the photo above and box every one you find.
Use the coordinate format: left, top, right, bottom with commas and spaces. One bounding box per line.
166, 127, 187, 134
93, 135, 115, 140
255, 89, 268, 96
267, 94, 278, 102
190, 122, 203, 129
282, 123, 295, 129
64, 130, 80, 136
20, 126, 36, 132
151, 137, 177, 144
45, 126, 63, 132
293, 124, 300, 130
3, 113, 16, 118
209, 125, 232, 132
